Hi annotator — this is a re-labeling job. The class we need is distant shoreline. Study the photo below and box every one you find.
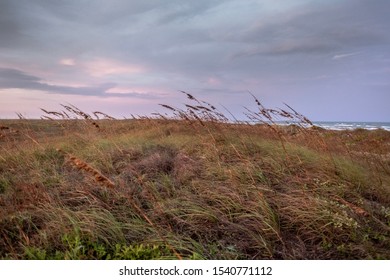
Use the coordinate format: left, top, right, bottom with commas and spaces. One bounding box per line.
1, 119, 390, 131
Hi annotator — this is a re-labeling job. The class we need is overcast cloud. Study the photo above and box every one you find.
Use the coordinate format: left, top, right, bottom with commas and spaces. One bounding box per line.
0, 0, 389, 120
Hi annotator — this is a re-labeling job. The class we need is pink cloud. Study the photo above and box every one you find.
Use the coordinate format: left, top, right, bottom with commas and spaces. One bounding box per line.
207, 77, 221, 85
59, 58, 76, 66
106, 86, 147, 94
83, 58, 145, 77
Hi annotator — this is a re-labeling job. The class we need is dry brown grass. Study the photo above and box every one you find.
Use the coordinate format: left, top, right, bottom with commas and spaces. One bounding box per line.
56, 148, 115, 189
1, 94, 389, 260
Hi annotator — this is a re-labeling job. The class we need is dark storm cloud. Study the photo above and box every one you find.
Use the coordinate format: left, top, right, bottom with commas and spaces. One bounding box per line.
0, 68, 156, 99
0, 0, 226, 76
0, 68, 41, 85
233, 0, 389, 59
1, 0, 389, 80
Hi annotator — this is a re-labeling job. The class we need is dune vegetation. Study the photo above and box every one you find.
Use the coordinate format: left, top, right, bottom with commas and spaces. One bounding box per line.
1, 94, 389, 259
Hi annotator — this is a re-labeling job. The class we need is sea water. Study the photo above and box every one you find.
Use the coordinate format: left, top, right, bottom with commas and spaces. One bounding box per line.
312, 122, 390, 131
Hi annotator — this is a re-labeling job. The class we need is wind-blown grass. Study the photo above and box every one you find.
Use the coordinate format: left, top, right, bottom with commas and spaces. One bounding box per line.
0, 94, 389, 259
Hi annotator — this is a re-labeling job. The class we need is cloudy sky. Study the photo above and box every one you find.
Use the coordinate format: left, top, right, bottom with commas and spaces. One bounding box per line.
0, 0, 389, 121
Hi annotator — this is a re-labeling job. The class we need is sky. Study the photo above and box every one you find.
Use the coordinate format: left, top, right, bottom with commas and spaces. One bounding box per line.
0, 0, 389, 121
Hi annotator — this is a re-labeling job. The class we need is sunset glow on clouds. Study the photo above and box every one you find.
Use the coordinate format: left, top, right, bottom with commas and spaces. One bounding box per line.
82, 58, 145, 78
0, 0, 389, 120
59, 58, 76, 66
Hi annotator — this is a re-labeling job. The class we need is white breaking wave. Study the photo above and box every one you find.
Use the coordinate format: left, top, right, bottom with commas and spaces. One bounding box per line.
313, 122, 390, 131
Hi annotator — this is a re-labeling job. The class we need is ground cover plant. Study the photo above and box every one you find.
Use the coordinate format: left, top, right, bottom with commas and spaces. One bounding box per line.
1, 93, 389, 259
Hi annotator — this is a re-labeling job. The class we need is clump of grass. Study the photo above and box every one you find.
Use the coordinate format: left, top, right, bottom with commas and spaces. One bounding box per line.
56, 148, 115, 188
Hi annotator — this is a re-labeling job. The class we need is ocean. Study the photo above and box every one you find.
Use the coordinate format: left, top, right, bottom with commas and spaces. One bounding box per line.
312, 122, 390, 131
